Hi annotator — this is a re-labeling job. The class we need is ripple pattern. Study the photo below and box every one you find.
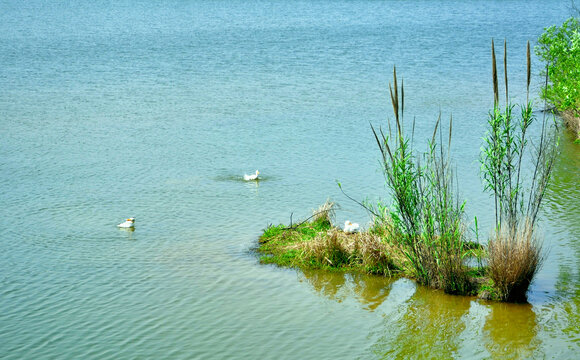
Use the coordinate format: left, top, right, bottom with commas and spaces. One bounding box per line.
1, 0, 578, 359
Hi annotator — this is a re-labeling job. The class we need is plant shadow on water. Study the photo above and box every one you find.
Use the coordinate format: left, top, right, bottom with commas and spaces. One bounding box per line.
298, 269, 395, 312
296, 264, 543, 358
370, 285, 473, 358
482, 302, 540, 359
366, 285, 540, 359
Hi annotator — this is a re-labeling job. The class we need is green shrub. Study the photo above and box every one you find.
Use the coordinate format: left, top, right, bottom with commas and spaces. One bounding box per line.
536, 17, 580, 114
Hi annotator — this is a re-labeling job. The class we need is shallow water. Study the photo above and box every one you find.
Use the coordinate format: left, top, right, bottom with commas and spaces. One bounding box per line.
1, 0, 578, 358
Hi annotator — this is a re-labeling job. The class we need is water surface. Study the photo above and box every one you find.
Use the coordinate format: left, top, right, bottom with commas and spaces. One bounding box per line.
1, 0, 578, 358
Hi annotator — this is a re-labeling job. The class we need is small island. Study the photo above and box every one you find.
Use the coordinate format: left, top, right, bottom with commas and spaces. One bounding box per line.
258, 41, 561, 303
258, 201, 493, 298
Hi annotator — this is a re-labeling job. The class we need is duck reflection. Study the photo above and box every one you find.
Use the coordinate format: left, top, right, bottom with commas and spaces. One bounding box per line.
118, 226, 136, 240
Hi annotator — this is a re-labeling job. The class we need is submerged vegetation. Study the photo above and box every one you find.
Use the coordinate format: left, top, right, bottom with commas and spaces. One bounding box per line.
258, 42, 558, 302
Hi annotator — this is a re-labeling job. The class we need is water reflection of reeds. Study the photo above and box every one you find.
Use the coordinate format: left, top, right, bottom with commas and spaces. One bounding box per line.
371, 285, 473, 358
298, 270, 396, 311
369, 289, 543, 358
483, 302, 540, 358
300, 275, 546, 359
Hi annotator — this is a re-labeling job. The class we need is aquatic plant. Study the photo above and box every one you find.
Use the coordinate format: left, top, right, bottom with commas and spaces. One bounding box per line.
370, 67, 471, 295
480, 40, 558, 301
487, 221, 543, 302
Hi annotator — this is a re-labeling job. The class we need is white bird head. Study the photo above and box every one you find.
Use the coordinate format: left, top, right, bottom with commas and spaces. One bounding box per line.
118, 217, 135, 228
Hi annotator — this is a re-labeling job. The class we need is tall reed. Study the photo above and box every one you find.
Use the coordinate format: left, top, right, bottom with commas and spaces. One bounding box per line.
481, 40, 558, 301
372, 67, 470, 294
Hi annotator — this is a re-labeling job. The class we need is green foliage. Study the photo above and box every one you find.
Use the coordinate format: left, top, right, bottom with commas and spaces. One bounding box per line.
482, 41, 559, 233
258, 209, 399, 275
481, 41, 558, 302
258, 217, 333, 267
371, 68, 471, 295
480, 103, 537, 229
536, 17, 580, 114
478, 279, 500, 301
259, 217, 332, 248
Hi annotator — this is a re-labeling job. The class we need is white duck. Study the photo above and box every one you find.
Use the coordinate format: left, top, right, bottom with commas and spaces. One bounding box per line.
118, 217, 135, 228
344, 220, 359, 234
244, 170, 260, 181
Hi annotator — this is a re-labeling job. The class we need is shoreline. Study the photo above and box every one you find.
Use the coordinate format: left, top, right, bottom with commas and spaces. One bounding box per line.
256, 211, 507, 302
561, 110, 580, 141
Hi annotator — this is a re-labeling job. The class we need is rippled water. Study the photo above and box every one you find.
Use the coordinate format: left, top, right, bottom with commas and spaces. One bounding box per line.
1, 0, 578, 358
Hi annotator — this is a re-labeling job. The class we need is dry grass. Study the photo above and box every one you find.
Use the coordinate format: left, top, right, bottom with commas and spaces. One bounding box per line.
312, 199, 336, 223
294, 229, 401, 276
487, 220, 544, 302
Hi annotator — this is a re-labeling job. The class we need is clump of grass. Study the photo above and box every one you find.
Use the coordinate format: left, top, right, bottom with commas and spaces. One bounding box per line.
487, 221, 544, 302
302, 229, 353, 268
312, 199, 336, 224
356, 231, 400, 275
480, 40, 558, 301
258, 205, 400, 275
301, 229, 399, 275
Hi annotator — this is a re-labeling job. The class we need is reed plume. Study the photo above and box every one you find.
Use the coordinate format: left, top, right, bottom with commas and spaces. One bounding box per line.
492, 39, 499, 107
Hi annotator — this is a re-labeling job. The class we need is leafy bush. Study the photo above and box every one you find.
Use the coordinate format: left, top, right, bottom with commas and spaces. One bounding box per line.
536, 17, 580, 114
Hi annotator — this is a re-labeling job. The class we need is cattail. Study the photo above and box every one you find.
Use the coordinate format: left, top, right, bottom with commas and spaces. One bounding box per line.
448, 115, 453, 150
492, 39, 499, 107
401, 77, 405, 123
527, 40, 531, 102
432, 113, 441, 145
390, 67, 400, 134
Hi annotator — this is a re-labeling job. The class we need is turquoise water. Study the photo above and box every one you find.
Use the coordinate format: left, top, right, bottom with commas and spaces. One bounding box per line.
1, 0, 578, 358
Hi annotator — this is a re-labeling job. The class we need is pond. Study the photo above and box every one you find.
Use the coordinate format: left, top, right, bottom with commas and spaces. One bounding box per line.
1, 0, 578, 358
